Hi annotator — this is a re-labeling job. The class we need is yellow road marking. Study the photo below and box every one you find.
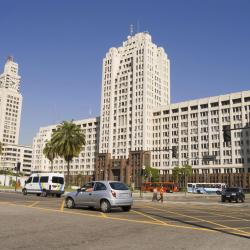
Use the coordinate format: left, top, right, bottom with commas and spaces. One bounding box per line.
178, 204, 250, 222
186, 219, 244, 223
100, 212, 107, 218
146, 205, 250, 237
215, 226, 250, 230
60, 200, 65, 212
132, 209, 167, 225
0, 202, 214, 233
29, 201, 39, 207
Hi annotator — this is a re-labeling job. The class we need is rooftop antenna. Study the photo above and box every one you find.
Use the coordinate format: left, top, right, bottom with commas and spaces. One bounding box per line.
7, 55, 14, 62
89, 106, 92, 117
130, 24, 134, 35
137, 20, 140, 33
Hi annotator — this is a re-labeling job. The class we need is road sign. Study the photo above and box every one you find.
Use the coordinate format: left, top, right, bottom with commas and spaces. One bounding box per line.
202, 155, 216, 161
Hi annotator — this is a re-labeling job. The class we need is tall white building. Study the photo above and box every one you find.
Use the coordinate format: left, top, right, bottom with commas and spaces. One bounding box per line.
32, 118, 99, 177
99, 32, 170, 159
0, 57, 22, 145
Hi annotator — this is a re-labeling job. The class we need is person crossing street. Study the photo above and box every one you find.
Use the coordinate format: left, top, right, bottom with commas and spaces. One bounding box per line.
158, 185, 164, 203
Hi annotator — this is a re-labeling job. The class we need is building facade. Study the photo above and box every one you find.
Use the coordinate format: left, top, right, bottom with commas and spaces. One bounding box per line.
99, 32, 170, 159
31, 32, 250, 188
151, 91, 250, 175
0, 57, 22, 145
0, 144, 32, 176
0, 57, 30, 175
32, 118, 99, 182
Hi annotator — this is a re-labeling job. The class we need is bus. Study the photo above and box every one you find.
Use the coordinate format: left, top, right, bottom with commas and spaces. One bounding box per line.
142, 182, 178, 193
187, 183, 227, 194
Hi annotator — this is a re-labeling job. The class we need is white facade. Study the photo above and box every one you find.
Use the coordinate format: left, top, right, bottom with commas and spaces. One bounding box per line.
99, 32, 170, 159
0, 144, 32, 176
151, 91, 250, 174
0, 57, 22, 145
32, 118, 99, 176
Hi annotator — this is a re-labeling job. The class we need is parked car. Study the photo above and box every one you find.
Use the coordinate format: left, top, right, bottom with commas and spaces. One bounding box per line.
221, 187, 245, 203
22, 173, 65, 197
65, 181, 133, 213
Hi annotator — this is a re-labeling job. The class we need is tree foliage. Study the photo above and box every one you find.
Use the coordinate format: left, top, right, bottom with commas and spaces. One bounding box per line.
172, 164, 192, 188
50, 121, 85, 186
43, 140, 57, 172
144, 166, 160, 182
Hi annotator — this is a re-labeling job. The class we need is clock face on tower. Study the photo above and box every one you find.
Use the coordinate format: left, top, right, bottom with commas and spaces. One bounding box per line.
9, 80, 18, 89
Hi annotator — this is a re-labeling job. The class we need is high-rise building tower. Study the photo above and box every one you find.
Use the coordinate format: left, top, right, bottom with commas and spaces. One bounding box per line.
99, 32, 170, 159
0, 57, 22, 145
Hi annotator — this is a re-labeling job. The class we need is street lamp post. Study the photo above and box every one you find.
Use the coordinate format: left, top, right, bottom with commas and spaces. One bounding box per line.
140, 165, 146, 198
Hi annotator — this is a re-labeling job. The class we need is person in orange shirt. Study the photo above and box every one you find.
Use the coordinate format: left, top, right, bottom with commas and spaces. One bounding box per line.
158, 186, 164, 203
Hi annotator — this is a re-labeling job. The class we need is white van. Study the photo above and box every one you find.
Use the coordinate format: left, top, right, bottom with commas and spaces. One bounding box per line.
22, 173, 65, 197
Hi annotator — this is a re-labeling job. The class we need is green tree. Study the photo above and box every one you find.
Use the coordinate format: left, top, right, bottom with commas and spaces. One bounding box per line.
43, 140, 57, 172
51, 121, 85, 187
172, 165, 192, 189
144, 166, 160, 182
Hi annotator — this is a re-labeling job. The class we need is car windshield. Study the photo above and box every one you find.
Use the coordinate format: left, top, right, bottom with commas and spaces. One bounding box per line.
109, 182, 129, 190
225, 188, 239, 192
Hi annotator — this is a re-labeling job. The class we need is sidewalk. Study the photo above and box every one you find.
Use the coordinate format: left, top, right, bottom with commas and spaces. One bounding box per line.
132, 191, 220, 201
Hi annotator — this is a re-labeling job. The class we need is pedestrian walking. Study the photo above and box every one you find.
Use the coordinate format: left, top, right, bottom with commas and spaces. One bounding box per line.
158, 186, 164, 203
152, 187, 158, 202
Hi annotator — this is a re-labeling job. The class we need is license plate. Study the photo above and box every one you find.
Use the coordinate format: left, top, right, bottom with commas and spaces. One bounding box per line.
226, 195, 230, 197
120, 193, 129, 198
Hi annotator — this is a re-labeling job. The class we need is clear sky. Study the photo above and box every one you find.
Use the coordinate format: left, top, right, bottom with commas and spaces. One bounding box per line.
0, 0, 249, 145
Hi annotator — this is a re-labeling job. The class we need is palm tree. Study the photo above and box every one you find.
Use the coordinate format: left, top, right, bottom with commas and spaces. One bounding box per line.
51, 121, 85, 187
43, 140, 56, 172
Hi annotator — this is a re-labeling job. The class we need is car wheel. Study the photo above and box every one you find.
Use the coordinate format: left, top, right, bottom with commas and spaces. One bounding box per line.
100, 200, 111, 213
22, 188, 27, 195
236, 198, 239, 203
241, 198, 245, 203
228, 200, 232, 203
221, 199, 225, 202
66, 198, 75, 209
121, 206, 131, 212
41, 190, 47, 197
36, 193, 41, 197
56, 194, 61, 198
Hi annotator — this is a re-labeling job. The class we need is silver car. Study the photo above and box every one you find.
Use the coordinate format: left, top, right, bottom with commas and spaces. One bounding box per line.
65, 181, 133, 213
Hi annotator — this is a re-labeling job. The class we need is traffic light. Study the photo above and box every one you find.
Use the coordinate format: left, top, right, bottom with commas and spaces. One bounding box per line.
172, 146, 178, 158
223, 125, 231, 142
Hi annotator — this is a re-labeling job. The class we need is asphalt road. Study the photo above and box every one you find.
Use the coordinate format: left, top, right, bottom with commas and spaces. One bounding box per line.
0, 192, 250, 250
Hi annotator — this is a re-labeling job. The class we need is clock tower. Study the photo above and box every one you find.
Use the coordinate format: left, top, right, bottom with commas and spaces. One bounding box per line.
0, 56, 21, 91
0, 57, 23, 145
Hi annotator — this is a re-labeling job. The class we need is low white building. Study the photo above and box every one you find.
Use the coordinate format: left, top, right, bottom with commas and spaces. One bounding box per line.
151, 90, 250, 174
32, 118, 99, 176
0, 144, 32, 176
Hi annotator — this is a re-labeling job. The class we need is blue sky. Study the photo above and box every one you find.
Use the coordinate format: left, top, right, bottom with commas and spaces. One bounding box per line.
0, 0, 249, 145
